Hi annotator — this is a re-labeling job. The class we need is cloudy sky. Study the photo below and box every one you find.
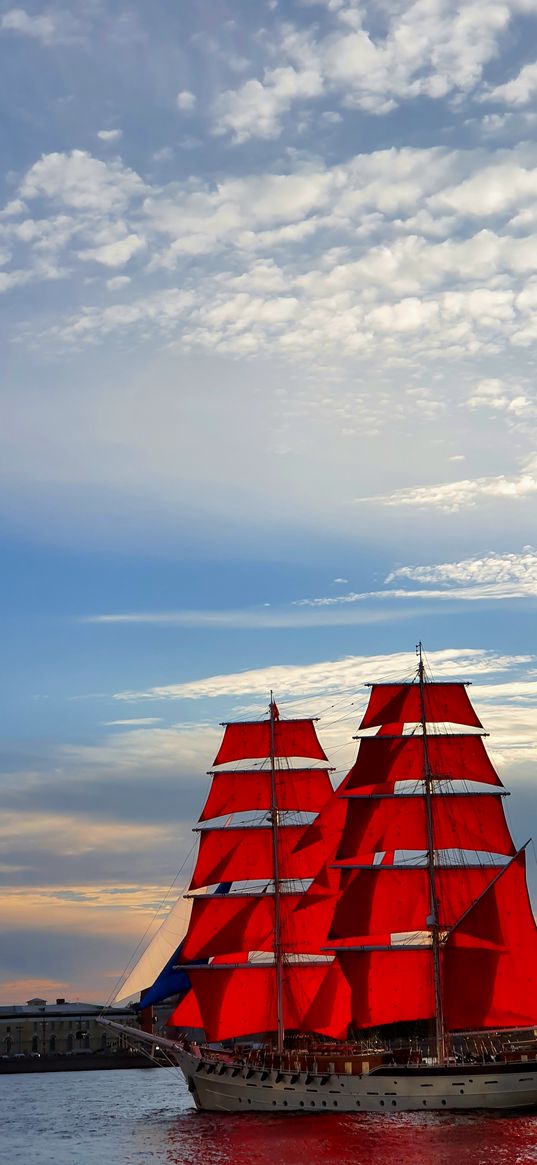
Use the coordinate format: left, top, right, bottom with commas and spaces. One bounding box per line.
2, 0, 537, 1005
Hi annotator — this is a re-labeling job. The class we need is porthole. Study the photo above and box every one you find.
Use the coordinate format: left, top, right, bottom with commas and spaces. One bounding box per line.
299, 1101, 304, 1108
380, 1100, 384, 1107
322, 1100, 327, 1107
442, 1099, 447, 1106
391, 1100, 397, 1107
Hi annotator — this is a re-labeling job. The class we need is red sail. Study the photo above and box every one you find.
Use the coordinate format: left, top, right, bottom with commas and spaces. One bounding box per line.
299, 961, 352, 1039
168, 963, 344, 1042
180, 891, 331, 960
181, 894, 276, 961
329, 865, 501, 941
338, 949, 435, 1029
443, 852, 537, 1030
189, 825, 327, 890
166, 988, 203, 1031
199, 768, 333, 821
337, 794, 514, 861
359, 684, 483, 730
347, 734, 502, 790
213, 720, 328, 766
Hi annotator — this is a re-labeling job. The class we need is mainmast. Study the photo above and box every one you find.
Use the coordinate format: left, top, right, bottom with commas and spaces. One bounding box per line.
269, 692, 285, 1054
416, 642, 446, 1065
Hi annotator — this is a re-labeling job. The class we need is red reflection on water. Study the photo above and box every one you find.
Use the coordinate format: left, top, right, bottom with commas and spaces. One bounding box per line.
165, 1111, 537, 1165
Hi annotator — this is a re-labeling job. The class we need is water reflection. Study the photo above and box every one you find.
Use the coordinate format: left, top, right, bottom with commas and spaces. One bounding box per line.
165, 1109, 537, 1165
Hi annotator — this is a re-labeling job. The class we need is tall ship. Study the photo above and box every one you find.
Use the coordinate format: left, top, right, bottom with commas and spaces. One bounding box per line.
102, 646, 537, 1111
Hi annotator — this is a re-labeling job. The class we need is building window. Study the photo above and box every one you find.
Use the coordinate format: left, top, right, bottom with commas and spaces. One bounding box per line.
32, 1036, 38, 1053
49, 1036, 56, 1053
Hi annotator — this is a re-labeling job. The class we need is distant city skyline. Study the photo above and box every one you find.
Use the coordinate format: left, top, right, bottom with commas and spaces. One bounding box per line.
1, 0, 537, 1003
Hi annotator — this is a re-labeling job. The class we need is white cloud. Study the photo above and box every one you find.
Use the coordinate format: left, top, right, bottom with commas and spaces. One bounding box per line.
111, 648, 528, 703
11, 141, 537, 373
176, 90, 196, 111
487, 60, 537, 106
102, 718, 163, 726
20, 150, 145, 212
97, 129, 123, 142
105, 275, 131, 290
215, 63, 323, 142
359, 456, 537, 511
78, 232, 145, 268
211, 1, 526, 141
465, 377, 536, 417
81, 603, 415, 630
387, 547, 537, 598
47, 287, 194, 342
0, 7, 58, 44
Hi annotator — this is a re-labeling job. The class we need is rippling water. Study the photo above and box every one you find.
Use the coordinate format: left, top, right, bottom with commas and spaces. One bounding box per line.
3, 1069, 537, 1165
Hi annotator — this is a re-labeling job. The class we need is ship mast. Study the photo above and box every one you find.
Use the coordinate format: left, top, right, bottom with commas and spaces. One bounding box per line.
269, 692, 285, 1054
416, 642, 446, 1065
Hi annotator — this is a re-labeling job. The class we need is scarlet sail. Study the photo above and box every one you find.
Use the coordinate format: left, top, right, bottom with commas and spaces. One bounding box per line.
328, 665, 529, 1040
346, 734, 502, 790
174, 703, 346, 1042
337, 793, 514, 861
189, 824, 327, 890
359, 682, 483, 730
199, 768, 333, 821
213, 719, 328, 766
162, 662, 534, 1057
169, 963, 348, 1043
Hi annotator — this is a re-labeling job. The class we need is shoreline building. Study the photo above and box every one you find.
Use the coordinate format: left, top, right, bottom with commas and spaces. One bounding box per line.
0, 998, 139, 1058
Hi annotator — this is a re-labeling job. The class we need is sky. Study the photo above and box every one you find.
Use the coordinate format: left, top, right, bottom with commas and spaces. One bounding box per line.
1, 0, 537, 1005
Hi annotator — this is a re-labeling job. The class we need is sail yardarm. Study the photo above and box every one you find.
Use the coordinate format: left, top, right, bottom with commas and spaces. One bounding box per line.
188, 824, 326, 890
167, 963, 349, 1043
213, 719, 328, 766
347, 734, 502, 789
337, 948, 435, 1029
358, 683, 483, 731
443, 851, 537, 1030
336, 793, 515, 861
328, 865, 503, 943
179, 891, 329, 961
199, 768, 333, 821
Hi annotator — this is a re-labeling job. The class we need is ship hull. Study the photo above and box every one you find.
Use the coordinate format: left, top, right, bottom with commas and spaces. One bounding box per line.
175, 1051, 537, 1113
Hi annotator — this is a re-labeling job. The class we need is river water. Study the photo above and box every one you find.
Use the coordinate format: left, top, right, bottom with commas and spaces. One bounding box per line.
2, 1069, 537, 1165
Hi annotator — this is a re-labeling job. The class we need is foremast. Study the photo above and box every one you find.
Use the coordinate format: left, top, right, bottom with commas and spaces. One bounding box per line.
167, 700, 338, 1044
416, 642, 446, 1065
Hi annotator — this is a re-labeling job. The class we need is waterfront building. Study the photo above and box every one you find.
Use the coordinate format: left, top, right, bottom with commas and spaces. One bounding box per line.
0, 998, 139, 1058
